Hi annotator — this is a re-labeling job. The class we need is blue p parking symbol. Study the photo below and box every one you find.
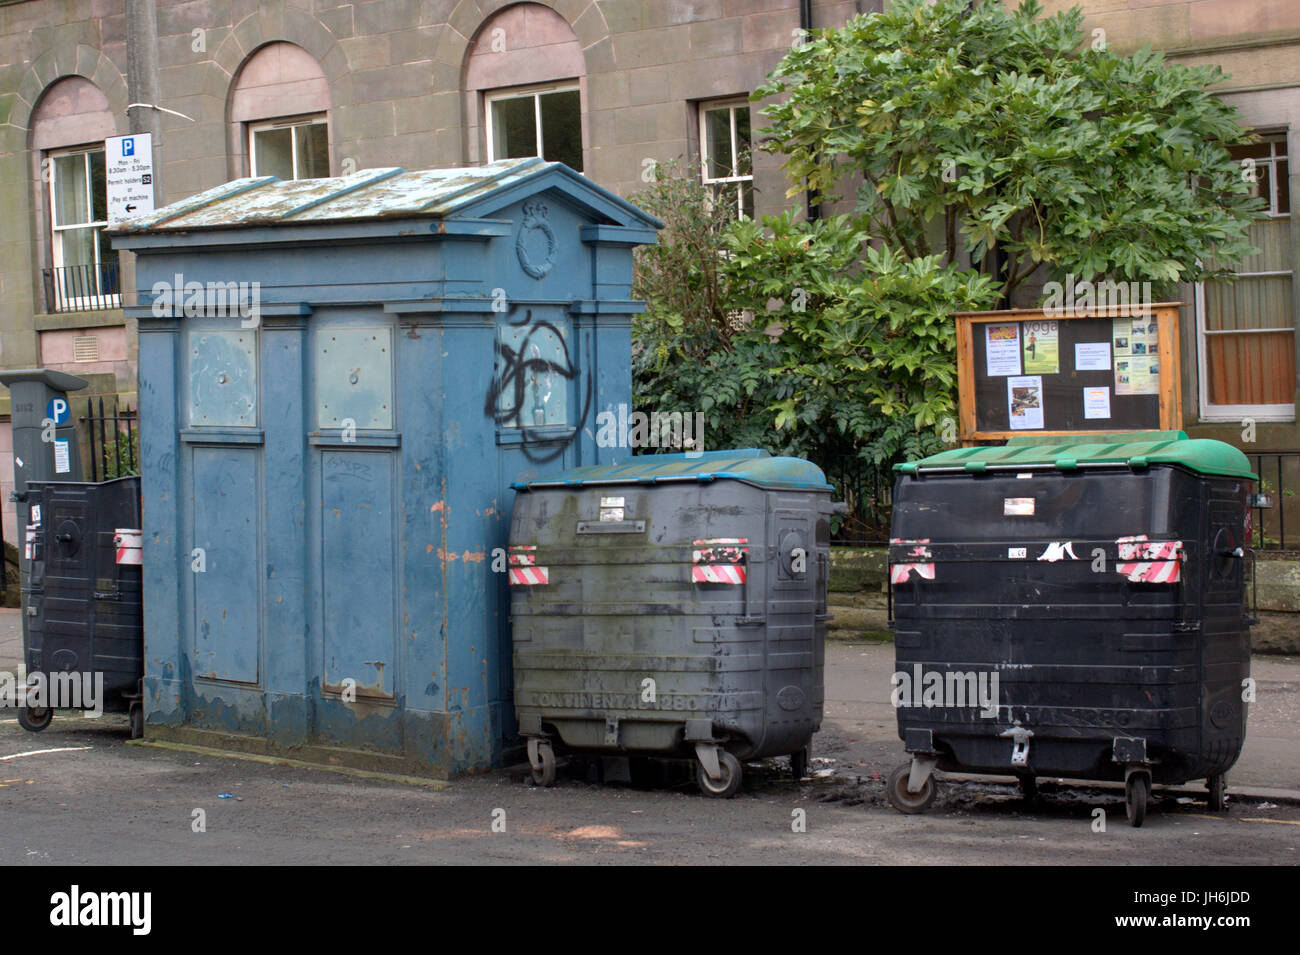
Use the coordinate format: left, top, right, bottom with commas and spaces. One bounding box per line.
122, 137, 135, 157
47, 397, 69, 426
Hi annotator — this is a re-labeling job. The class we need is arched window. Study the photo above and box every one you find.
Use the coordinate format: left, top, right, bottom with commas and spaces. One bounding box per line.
465, 4, 586, 171
230, 42, 331, 180
31, 77, 120, 311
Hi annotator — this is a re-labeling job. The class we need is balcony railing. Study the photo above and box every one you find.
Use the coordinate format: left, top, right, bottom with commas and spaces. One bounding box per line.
41, 263, 121, 313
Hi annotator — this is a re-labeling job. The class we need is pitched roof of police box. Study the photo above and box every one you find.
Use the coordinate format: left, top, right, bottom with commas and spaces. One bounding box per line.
107, 157, 661, 233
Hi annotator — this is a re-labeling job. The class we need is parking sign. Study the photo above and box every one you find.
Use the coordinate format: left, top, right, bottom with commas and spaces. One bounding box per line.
106, 134, 155, 224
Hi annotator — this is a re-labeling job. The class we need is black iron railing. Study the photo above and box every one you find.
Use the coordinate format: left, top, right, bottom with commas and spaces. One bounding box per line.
41, 263, 121, 312
80, 397, 138, 482
828, 456, 897, 544
1247, 452, 1300, 553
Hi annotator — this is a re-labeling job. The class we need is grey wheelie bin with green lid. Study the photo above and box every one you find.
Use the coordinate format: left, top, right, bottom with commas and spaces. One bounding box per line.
508, 449, 839, 796
887, 431, 1258, 826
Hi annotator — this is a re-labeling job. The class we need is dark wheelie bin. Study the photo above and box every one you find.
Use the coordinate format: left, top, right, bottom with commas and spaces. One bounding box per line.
886, 432, 1256, 826
508, 449, 840, 796
18, 477, 145, 737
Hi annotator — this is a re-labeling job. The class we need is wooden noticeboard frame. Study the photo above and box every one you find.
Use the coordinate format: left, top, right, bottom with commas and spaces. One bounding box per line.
954, 303, 1183, 443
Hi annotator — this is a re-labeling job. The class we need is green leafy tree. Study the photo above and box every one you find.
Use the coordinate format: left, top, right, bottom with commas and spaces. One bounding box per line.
631, 167, 999, 531
631, 159, 840, 459
722, 212, 998, 465
756, 0, 1264, 302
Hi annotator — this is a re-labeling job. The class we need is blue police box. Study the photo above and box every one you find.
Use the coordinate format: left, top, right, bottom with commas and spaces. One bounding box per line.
109, 159, 659, 775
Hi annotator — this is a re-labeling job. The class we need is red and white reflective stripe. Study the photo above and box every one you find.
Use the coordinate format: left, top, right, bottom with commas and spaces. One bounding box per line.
692, 538, 747, 583
507, 545, 548, 585
890, 562, 935, 584
693, 564, 746, 585
889, 537, 935, 584
1116, 536, 1182, 583
509, 565, 550, 586
114, 528, 143, 566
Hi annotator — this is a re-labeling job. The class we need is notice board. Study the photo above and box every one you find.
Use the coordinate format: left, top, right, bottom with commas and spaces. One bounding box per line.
954, 303, 1182, 443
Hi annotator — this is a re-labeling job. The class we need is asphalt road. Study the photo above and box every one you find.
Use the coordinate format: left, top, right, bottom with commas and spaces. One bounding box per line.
0, 636, 1296, 865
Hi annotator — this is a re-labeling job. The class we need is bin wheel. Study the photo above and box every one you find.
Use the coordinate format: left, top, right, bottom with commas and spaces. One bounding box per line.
629, 757, 660, 790
1207, 774, 1227, 812
1018, 775, 1038, 802
790, 745, 811, 780
17, 706, 53, 733
530, 741, 556, 787
128, 702, 144, 740
887, 762, 936, 814
1125, 772, 1150, 828
696, 750, 743, 798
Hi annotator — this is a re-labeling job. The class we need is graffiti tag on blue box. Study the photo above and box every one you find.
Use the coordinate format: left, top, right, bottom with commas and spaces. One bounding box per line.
484, 307, 591, 462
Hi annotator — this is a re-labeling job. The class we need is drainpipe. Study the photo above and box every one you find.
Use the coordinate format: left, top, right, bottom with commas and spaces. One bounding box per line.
800, 0, 821, 220
125, 0, 164, 205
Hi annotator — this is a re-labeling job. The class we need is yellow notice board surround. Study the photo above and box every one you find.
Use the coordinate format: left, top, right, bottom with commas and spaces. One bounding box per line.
954, 303, 1183, 443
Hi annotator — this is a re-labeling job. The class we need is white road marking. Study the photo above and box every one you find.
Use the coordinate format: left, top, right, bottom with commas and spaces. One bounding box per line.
0, 746, 92, 761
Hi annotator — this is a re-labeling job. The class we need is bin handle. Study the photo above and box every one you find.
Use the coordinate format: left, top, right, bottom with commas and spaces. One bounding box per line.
737, 549, 762, 626
1247, 547, 1259, 626
886, 562, 893, 629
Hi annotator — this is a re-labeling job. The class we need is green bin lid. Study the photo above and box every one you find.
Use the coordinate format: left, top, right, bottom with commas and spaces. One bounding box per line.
894, 431, 1257, 481
514, 449, 834, 491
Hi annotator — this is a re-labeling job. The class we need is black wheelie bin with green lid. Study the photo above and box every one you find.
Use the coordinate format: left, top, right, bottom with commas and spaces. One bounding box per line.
886, 432, 1256, 826
508, 449, 839, 796
19, 476, 144, 737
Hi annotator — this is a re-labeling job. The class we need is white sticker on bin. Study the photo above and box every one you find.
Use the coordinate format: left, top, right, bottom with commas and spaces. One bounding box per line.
1003, 497, 1035, 516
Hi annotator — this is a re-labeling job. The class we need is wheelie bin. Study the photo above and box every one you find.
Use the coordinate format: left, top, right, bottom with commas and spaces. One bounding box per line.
18, 476, 145, 737
508, 449, 840, 796
886, 432, 1256, 826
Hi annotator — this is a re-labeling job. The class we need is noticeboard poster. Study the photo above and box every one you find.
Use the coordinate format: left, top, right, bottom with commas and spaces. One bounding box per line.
1021, 320, 1059, 375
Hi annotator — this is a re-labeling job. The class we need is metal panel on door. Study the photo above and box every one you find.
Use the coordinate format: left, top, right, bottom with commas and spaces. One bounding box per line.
321, 450, 396, 699
192, 446, 260, 682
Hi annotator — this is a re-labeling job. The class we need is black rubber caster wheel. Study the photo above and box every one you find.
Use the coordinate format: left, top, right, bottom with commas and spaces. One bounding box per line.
129, 702, 144, 740
17, 706, 53, 733
696, 750, 743, 798
629, 756, 661, 790
790, 745, 811, 780
887, 762, 936, 814
1018, 775, 1038, 802
1125, 772, 1150, 828
1207, 774, 1227, 812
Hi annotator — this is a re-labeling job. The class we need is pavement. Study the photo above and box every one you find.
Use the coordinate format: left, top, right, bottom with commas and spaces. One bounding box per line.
2, 605, 1296, 799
